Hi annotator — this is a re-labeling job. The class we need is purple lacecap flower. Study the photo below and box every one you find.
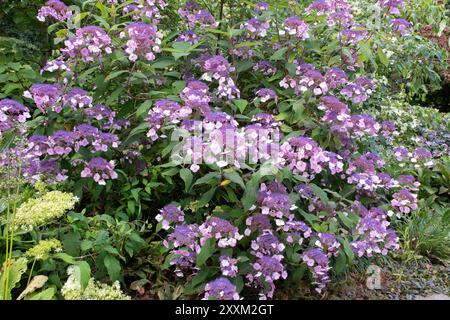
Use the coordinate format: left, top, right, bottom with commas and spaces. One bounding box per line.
327, 11, 354, 28
201, 56, 240, 99
412, 148, 432, 160
350, 114, 381, 137
280, 63, 328, 96
22, 158, 68, 184
352, 212, 400, 258
23, 83, 62, 113
62, 26, 112, 63
219, 256, 239, 277
379, 0, 405, 16
391, 18, 412, 36
179, 2, 217, 29
316, 233, 340, 257
341, 84, 368, 103
281, 16, 310, 40
302, 248, 331, 293
393, 146, 410, 161
242, 18, 270, 38
180, 80, 211, 114
330, 0, 353, 12
251, 113, 280, 129
120, 22, 162, 62
255, 88, 278, 104
41, 58, 70, 74
318, 96, 350, 124
245, 213, 273, 236
380, 121, 397, 137
176, 30, 199, 44
116, 0, 166, 23
63, 88, 93, 110
164, 223, 200, 252
278, 220, 312, 245
199, 217, 243, 248
156, 204, 185, 230
84, 104, 116, 127
46, 130, 77, 155
203, 278, 240, 300
257, 182, 293, 222
391, 189, 418, 214
306, 0, 332, 16
146, 100, 192, 142
253, 61, 277, 76
0, 99, 31, 134
37, 0, 72, 22
170, 249, 198, 277
178, 1, 201, 20
251, 231, 285, 259
247, 255, 288, 300
340, 28, 368, 45
255, 2, 269, 11
80, 157, 118, 185
279, 136, 343, 179
325, 68, 348, 89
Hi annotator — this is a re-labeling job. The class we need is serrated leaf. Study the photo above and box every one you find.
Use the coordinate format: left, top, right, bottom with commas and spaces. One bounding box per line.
104, 255, 121, 282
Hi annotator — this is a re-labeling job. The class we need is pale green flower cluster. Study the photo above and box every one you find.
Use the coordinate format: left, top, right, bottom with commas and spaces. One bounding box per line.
15, 191, 78, 230
25, 239, 62, 260
61, 267, 130, 300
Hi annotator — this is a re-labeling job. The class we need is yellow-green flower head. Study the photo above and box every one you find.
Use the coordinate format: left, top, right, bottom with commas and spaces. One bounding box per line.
15, 191, 78, 231
61, 266, 130, 300
25, 239, 62, 260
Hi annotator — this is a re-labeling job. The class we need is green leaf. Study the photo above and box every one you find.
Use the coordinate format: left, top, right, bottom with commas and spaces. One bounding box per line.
197, 187, 217, 208
73, 261, 91, 290
270, 47, 288, 61
234, 99, 248, 113
335, 251, 347, 274
241, 173, 261, 211
105, 70, 129, 82
377, 48, 389, 67
196, 238, 216, 267
309, 183, 329, 203
53, 253, 76, 265
104, 255, 121, 282
180, 168, 193, 192
193, 172, 220, 186
224, 171, 245, 189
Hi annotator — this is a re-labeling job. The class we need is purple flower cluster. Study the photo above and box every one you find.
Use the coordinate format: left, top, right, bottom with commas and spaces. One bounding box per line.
280, 63, 328, 96
315, 233, 340, 257
253, 62, 276, 77
302, 248, 331, 293
219, 256, 239, 278
200, 56, 240, 100
247, 255, 288, 299
391, 19, 412, 36
251, 231, 285, 259
379, 0, 405, 16
156, 204, 185, 230
120, 22, 163, 62
391, 189, 418, 214
146, 100, 192, 142
0, 99, 31, 135
242, 18, 270, 38
351, 204, 400, 257
341, 77, 376, 103
163, 223, 200, 277
37, 0, 72, 22
393, 147, 434, 168
176, 30, 199, 44
255, 88, 278, 104
203, 278, 240, 300
199, 217, 243, 248
63, 88, 93, 110
279, 136, 344, 179
281, 16, 310, 40
346, 152, 388, 192
61, 26, 112, 63
24, 84, 62, 113
119, 0, 167, 23
179, 2, 218, 29
80, 157, 118, 185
